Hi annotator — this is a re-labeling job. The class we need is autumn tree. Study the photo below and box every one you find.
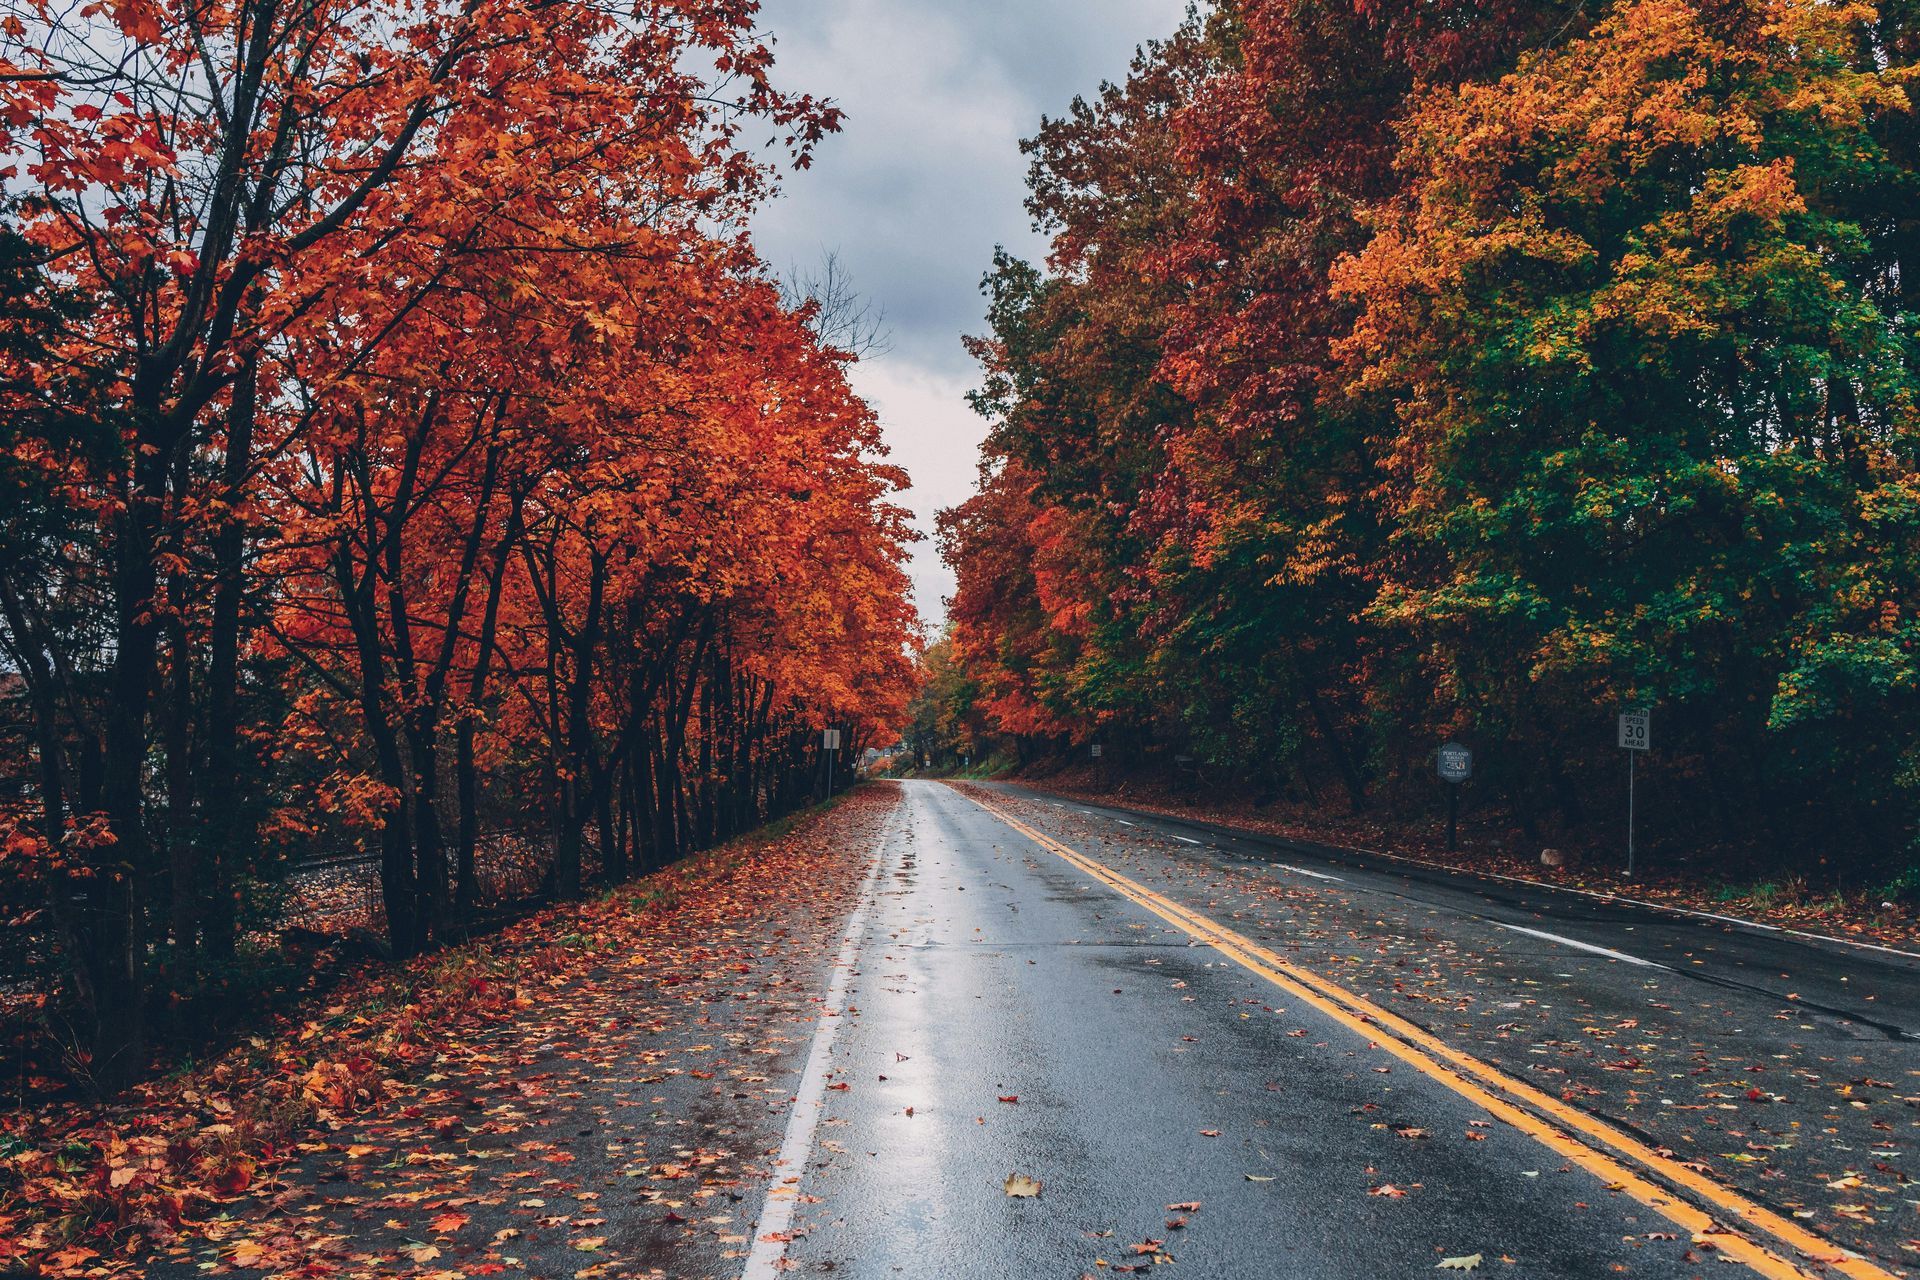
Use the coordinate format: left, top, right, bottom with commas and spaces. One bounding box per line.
1335, 0, 1920, 850
944, 0, 1920, 885
0, 0, 911, 1087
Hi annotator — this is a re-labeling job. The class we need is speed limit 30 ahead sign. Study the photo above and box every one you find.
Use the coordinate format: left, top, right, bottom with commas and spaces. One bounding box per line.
1617, 711, 1650, 752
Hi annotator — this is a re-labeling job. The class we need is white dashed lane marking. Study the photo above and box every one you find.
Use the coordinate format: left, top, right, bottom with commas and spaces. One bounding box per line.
1496, 923, 1665, 969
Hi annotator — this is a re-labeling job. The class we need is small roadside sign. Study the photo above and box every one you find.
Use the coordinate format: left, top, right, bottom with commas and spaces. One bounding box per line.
821, 727, 842, 798
1090, 744, 1103, 759
1617, 711, 1649, 752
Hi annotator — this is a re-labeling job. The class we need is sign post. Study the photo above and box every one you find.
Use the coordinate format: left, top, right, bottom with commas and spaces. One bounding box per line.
1436, 742, 1472, 851
823, 727, 842, 797
1617, 711, 1649, 877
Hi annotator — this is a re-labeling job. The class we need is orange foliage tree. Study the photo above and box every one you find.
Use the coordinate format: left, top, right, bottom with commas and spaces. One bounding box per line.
943, 0, 1920, 877
0, 0, 912, 1086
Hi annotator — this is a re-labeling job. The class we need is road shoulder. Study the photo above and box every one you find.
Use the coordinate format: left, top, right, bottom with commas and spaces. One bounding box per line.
6, 785, 901, 1280
981, 775, 1920, 957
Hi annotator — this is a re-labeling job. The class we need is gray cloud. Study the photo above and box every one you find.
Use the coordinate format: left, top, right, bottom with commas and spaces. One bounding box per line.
750, 0, 1189, 625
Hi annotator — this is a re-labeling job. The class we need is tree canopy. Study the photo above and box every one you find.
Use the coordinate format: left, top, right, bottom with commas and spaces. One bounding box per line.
942, 0, 1920, 886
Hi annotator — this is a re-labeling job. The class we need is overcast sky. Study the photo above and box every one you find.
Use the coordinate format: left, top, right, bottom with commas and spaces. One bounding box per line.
749, 0, 1191, 631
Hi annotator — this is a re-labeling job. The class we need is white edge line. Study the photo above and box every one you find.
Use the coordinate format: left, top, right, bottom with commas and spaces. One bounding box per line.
1019, 790, 1920, 963
1173, 835, 1202, 845
1277, 863, 1345, 883
740, 807, 898, 1278
1116, 819, 1136, 827
1496, 923, 1665, 969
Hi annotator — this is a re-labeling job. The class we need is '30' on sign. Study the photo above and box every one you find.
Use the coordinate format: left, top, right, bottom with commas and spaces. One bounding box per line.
1617, 712, 1650, 752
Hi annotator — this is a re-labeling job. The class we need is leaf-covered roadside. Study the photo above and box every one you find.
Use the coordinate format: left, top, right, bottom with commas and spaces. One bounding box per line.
1, 785, 899, 1277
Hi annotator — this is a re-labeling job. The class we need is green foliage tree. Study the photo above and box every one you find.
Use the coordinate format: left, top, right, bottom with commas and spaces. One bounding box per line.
941, 0, 1920, 890
1337, 0, 1920, 855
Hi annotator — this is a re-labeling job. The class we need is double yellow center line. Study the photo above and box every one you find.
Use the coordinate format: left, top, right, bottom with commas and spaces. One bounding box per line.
953, 786, 1897, 1280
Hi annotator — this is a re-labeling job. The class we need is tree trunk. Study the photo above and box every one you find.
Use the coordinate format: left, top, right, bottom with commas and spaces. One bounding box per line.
88, 421, 176, 1088
406, 725, 449, 931
164, 611, 197, 967
338, 546, 423, 957
456, 722, 481, 913
199, 355, 256, 962
455, 490, 523, 915
1306, 688, 1368, 812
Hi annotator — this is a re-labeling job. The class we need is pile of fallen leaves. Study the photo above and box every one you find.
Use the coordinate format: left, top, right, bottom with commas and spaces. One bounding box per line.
0, 944, 534, 1271
0, 789, 883, 1275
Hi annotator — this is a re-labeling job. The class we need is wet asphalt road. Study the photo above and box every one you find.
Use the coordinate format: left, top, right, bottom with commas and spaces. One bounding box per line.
760, 780, 1920, 1279
984, 781, 1920, 1039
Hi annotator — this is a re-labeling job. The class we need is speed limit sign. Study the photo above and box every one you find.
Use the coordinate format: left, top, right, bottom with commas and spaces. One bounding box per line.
1617, 711, 1650, 751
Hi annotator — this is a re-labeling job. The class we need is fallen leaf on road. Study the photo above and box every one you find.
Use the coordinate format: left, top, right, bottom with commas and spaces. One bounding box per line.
1245, 1174, 1274, 1182
998, 1095, 1019, 1104
1004, 1173, 1043, 1197
1371, 1184, 1408, 1197
1436, 1254, 1483, 1271
1167, 1202, 1201, 1212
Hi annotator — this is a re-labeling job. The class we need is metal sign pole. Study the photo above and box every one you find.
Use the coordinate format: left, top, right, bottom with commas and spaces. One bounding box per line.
1616, 709, 1647, 879
1435, 742, 1471, 852
1626, 749, 1635, 880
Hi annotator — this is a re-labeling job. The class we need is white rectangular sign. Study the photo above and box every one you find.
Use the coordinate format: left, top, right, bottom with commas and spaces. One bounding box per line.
822, 728, 842, 750
1617, 712, 1649, 752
